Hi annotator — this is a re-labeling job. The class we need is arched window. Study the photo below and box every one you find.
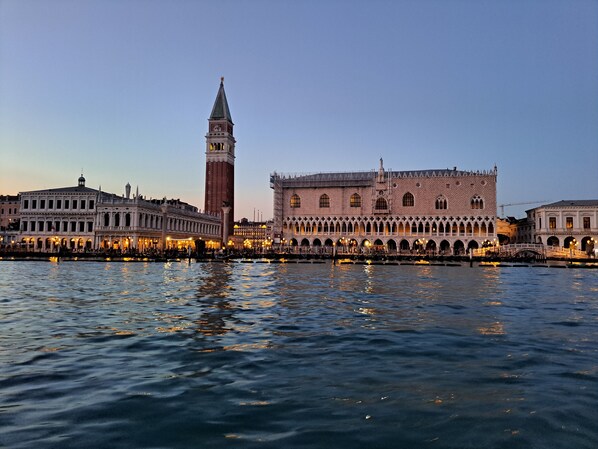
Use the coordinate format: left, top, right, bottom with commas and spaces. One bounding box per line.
125, 213, 131, 227
290, 194, 301, 208
435, 195, 447, 210
375, 197, 388, 210
104, 213, 110, 227
471, 195, 484, 209
350, 193, 361, 208
403, 192, 414, 207
319, 194, 330, 208
114, 213, 120, 227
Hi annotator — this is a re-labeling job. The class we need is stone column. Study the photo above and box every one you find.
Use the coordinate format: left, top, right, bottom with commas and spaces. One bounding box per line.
160, 204, 168, 252
222, 206, 231, 248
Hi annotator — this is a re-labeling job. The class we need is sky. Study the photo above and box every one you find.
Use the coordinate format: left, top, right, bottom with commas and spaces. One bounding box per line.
1, 0, 597, 220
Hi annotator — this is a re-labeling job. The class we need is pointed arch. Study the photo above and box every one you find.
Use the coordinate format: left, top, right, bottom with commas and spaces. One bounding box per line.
375, 197, 388, 210
290, 194, 301, 208
435, 195, 447, 210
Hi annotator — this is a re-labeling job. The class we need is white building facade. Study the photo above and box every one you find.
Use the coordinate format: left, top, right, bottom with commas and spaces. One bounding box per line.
271, 161, 498, 255
527, 200, 597, 254
18, 176, 222, 252
95, 190, 221, 252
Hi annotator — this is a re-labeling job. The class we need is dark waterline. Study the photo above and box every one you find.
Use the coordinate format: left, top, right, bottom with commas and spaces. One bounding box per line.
1, 261, 597, 449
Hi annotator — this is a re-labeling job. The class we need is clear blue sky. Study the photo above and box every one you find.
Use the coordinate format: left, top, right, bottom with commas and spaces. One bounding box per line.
1, 0, 597, 220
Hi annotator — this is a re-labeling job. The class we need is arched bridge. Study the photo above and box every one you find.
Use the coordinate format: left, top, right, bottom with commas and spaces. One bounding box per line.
474, 244, 587, 259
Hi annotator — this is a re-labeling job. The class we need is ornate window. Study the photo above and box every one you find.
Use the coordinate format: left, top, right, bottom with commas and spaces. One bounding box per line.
290, 194, 301, 208
319, 194, 330, 208
471, 195, 484, 209
403, 192, 414, 207
350, 193, 361, 208
375, 197, 388, 210
435, 195, 447, 210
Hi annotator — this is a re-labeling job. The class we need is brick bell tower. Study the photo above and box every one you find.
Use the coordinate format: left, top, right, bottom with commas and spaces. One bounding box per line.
205, 77, 235, 244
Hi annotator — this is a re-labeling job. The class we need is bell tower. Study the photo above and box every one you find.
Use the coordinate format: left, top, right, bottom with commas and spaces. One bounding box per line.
205, 77, 235, 243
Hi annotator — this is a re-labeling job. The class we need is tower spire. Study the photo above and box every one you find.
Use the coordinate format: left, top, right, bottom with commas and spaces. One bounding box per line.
210, 77, 233, 122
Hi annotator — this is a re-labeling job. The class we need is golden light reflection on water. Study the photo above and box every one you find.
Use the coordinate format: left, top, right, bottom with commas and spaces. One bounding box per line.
478, 321, 506, 335
223, 342, 271, 351
357, 307, 376, 315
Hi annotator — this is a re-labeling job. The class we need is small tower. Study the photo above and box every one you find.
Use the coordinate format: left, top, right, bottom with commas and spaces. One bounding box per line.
204, 77, 236, 242
78, 174, 86, 187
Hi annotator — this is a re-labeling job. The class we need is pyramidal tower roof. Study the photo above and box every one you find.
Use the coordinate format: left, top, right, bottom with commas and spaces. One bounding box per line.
209, 77, 233, 122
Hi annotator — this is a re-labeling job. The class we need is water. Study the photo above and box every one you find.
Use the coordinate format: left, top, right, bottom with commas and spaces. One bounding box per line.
1, 261, 597, 449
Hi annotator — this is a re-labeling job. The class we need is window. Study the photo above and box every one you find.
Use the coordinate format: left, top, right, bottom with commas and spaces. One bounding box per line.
115, 213, 120, 227
290, 194, 301, 208
566, 217, 573, 229
87, 222, 93, 232
23, 200, 29, 209
64, 200, 69, 209
89, 200, 94, 209
319, 194, 330, 208
70, 222, 76, 232
104, 213, 110, 227
549, 217, 556, 229
49, 200, 54, 209
471, 195, 484, 209
32, 200, 37, 209
125, 213, 131, 227
375, 197, 388, 210
72, 200, 77, 209
78, 222, 84, 232
57, 199, 62, 209
22, 221, 28, 231
62, 221, 68, 232
435, 196, 448, 210
40, 200, 46, 209
402, 192, 414, 207
38, 221, 44, 231
350, 193, 361, 208
583, 217, 590, 229
80, 200, 86, 209
31, 221, 36, 231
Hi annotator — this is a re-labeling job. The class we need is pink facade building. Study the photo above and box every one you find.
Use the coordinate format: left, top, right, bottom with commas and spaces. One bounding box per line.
271, 160, 498, 255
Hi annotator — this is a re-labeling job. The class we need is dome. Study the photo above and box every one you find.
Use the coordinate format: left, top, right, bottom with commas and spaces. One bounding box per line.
78, 174, 86, 187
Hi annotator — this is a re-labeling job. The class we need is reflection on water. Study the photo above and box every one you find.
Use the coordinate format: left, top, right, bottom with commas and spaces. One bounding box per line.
0, 261, 597, 449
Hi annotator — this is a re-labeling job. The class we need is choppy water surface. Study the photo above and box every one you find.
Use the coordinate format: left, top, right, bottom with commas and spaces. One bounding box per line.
1, 261, 597, 449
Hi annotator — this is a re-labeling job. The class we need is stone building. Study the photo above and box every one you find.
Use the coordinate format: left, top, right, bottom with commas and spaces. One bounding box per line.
18, 175, 98, 251
17, 176, 221, 252
233, 218, 273, 251
95, 185, 221, 252
0, 194, 20, 230
271, 160, 497, 255
526, 200, 597, 254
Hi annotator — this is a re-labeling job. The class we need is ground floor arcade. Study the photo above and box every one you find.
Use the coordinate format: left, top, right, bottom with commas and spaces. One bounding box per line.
278, 236, 498, 256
